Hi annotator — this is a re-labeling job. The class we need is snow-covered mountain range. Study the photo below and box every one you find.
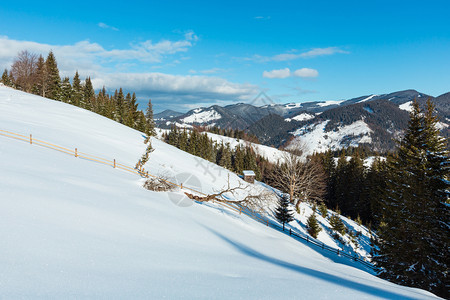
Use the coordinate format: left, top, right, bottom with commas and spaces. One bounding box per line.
156, 90, 450, 154
0, 85, 440, 298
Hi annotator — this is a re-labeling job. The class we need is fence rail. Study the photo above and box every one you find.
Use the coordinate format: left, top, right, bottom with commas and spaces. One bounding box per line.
0, 128, 376, 271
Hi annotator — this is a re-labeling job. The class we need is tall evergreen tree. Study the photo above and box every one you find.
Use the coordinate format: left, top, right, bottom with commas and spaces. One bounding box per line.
307, 205, 322, 239
60, 77, 72, 103
45, 51, 61, 100
145, 99, 156, 136
1, 69, 12, 86
375, 100, 449, 298
275, 194, 294, 230
82, 77, 95, 110
34, 55, 47, 97
72, 71, 83, 106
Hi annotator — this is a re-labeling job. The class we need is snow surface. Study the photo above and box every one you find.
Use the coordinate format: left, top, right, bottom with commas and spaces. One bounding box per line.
399, 101, 413, 112
0, 85, 440, 299
285, 113, 315, 122
289, 120, 373, 156
358, 95, 378, 103
316, 100, 345, 107
204, 132, 289, 165
181, 109, 222, 124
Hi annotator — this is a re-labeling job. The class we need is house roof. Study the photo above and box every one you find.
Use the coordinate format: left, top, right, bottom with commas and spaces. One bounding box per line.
243, 170, 256, 176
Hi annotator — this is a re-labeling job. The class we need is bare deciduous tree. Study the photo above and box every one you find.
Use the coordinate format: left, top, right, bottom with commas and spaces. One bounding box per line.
184, 174, 275, 213
10, 50, 38, 92
268, 151, 326, 212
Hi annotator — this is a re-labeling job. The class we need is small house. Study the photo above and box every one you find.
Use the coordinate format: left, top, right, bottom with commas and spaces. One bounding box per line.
243, 170, 256, 184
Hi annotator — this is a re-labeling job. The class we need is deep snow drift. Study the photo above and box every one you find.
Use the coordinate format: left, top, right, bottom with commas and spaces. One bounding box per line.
0, 85, 439, 299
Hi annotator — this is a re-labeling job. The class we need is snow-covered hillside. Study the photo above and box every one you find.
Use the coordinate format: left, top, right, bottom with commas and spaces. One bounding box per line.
0, 85, 439, 299
289, 120, 373, 156
155, 128, 288, 164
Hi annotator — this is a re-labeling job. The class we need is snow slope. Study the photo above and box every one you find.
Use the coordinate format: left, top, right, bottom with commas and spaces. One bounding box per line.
0, 85, 439, 299
289, 120, 373, 156
155, 128, 289, 164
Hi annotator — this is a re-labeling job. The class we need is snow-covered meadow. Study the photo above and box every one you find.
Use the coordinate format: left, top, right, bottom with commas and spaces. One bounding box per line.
0, 85, 440, 298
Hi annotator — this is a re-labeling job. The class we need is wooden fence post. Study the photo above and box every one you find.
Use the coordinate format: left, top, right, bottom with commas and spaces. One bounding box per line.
239, 207, 242, 215
289, 229, 291, 236
113, 159, 116, 168
75, 148, 78, 157
322, 243, 324, 249
181, 183, 183, 189
29, 134, 32, 144
337, 249, 340, 255
307, 236, 309, 243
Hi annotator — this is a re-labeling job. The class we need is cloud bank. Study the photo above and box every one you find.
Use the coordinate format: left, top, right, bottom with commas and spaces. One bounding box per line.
247, 47, 348, 63
263, 67, 318, 79
0, 35, 258, 111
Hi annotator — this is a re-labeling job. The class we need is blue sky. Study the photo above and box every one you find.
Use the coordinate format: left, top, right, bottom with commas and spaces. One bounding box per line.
1, 0, 449, 112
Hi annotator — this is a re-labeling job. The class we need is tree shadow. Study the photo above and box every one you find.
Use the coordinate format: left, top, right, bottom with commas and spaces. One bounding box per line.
204, 226, 425, 300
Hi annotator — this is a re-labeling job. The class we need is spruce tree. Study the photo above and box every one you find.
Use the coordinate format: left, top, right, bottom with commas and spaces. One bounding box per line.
375, 100, 449, 297
60, 77, 72, 103
275, 194, 294, 231
318, 202, 328, 218
83, 77, 95, 110
329, 211, 346, 236
1, 69, 11, 86
145, 99, 156, 136
34, 55, 47, 97
307, 206, 322, 238
72, 71, 83, 106
45, 51, 61, 100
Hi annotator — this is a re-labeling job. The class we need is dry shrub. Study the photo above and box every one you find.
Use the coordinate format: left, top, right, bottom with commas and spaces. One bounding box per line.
143, 176, 175, 192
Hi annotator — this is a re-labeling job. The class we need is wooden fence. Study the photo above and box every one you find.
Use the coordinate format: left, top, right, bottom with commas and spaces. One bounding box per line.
0, 128, 376, 271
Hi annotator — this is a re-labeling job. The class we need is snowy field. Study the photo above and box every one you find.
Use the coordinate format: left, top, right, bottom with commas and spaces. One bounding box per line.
0, 85, 440, 299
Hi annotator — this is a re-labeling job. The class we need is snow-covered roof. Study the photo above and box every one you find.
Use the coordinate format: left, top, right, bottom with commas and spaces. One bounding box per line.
243, 170, 256, 176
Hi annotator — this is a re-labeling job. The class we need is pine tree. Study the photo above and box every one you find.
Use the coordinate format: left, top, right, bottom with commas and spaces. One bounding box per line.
219, 143, 232, 170
1, 69, 12, 86
60, 77, 72, 103
275, 194, 294, 231
34, 55, 47, 97
82, 77, 95, 110
329, 211, 346, 236
307, 205, 322, 238
233, 145, 245, 174
375, 100, 449, 297
318, 202, 328, 218
145, 99, 156, 136
72, 71, 83, 106
45, 51, 61, 100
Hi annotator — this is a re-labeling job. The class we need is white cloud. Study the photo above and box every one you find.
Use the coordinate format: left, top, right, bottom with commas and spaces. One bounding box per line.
98, 22, 119, 31
254, 16, 271, 20
0, 33, 198, 75
263, 68, 318, 79
92, 72, 257, 99
263, 68, 291, 79
293, 68, 318, 78
246, 47, 348, 62
0, 34, 258, 110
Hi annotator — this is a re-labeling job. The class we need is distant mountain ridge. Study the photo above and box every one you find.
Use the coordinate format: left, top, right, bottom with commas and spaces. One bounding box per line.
155, 89, 450, 153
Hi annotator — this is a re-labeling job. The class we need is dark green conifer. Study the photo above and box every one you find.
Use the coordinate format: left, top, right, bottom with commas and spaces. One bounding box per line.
72, 71, 83, 106
45, 51, 61, 100
275, 194, 294, 231
145, 99, 156, 136
375, 100, 449, 297
307, 205, 322, 238
60, 77, 72, 103
34, 55, 47, 97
